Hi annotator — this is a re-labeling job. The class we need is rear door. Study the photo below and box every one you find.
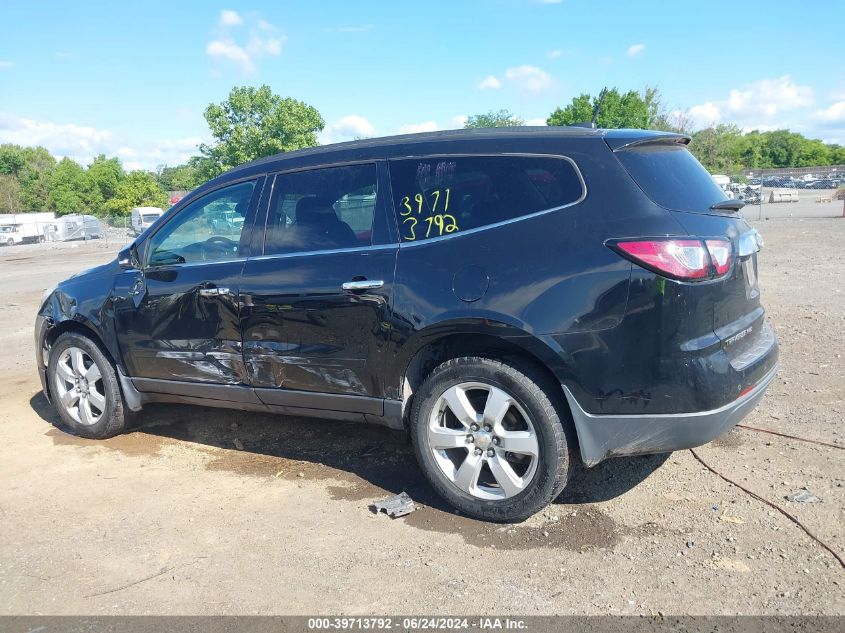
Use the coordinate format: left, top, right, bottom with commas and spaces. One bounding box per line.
114, 178, 264, 386
239, 162, 397, 412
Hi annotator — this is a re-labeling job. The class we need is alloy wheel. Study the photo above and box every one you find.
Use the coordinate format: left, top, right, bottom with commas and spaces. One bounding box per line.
427, 382, 539, 500
53, 346, 107, 426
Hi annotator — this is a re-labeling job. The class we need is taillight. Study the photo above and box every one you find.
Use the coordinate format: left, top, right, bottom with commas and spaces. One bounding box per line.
705, 239, 731, 276
608, 238, 732, 281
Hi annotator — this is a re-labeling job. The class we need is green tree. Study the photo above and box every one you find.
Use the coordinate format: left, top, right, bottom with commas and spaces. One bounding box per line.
688, 124, 744, 173
105, 171, 168, 216
547, 87, 657, 129
155, 160, 206, 192
0, 175, 22, 212
200, 85, 324, 174
87, 154, 125, 203
47, 158, 93, 214
464, 109, 524, 128
16, 146, 57, 210
0, 144, 26, 177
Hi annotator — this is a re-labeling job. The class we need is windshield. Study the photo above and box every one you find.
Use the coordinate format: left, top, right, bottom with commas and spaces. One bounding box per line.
0, 226, 12, 233
615, 143, 728, 212
142, 214, 160, 222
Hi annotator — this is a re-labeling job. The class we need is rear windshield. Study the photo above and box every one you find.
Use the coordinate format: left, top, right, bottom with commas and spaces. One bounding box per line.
142, 214, 160, 222
615, 143, 727, 212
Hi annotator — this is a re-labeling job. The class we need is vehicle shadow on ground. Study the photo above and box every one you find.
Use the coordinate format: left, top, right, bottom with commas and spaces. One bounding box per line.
30, 392, 668, 512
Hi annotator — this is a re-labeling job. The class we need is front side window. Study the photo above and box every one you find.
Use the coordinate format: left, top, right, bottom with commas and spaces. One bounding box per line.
264, 164, 377, 256
147, 180, 256, 266
388, 155, 584, 243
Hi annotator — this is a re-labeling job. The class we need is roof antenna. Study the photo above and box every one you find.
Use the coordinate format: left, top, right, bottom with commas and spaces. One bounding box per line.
589, 87, 608, 129
569, 87, 608, 129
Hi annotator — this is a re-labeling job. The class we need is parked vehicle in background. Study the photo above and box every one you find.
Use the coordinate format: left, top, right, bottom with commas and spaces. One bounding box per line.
35, 127, 778, 522
0, 212, 54, 245
130, 207, 165, 235
43, 214, 104, 242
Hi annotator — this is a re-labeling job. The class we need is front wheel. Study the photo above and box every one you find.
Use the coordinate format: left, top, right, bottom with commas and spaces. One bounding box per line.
410, 356, 574, 522
48, 332, 129, 439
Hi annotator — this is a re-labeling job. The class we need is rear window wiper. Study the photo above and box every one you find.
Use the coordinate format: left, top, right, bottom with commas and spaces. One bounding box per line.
710, 199, 745, 211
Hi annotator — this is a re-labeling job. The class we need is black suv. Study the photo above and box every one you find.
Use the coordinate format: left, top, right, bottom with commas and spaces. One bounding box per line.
35, 127, 778, 521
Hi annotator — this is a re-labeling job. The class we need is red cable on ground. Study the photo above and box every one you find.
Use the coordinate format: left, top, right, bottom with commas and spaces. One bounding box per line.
689, 448, 845, 572
736, 423, 844, 450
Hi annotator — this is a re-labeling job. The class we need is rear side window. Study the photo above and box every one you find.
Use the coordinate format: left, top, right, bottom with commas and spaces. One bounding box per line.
388, 155, 583, 243
615, 143, 727, 212
264, 164, 377, 255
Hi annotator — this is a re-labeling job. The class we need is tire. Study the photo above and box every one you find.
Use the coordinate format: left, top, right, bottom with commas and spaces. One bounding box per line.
410, 356, 574, 522
47, 332, 129, 439
6, 238, 13, 247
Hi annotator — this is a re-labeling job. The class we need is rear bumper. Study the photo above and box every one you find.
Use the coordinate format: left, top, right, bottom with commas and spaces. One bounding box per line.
564, 362, 779, 466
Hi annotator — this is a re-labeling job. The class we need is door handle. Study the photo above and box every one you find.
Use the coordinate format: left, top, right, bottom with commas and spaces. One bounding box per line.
198, 286, 230, 297
342, 279, 384, 291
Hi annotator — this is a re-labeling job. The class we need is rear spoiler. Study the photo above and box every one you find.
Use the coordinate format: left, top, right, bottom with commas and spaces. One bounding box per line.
603, 131, 691, 151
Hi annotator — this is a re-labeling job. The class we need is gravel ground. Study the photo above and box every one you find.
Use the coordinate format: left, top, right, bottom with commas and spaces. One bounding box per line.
0, 217, 842, 615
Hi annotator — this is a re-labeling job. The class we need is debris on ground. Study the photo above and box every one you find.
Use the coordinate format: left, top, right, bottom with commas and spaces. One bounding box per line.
785, 489, 821, 503
232, 438, 244, 451
720, 514, 745, 524
372, 492, 416, 518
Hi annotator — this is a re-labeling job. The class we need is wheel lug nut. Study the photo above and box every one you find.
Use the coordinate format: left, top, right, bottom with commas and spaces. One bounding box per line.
466, 435, 474, 443
484, 424, 491, 432
487, 448, 494, 457
474, 447, 482, 456
493, 437, 500, 445
470, 424, 479, 432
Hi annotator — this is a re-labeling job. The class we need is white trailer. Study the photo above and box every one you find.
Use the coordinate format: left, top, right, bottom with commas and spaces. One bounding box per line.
43, 215, 104, 242
0, 212, 55, 246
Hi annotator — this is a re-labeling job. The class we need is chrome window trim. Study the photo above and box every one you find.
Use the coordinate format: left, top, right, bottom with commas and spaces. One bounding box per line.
249, 243, 397, 263
386, 153, 587, 249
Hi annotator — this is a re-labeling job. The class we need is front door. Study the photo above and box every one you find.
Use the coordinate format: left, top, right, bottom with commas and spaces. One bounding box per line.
239, 163, 397, 413
115, 178, 264, 385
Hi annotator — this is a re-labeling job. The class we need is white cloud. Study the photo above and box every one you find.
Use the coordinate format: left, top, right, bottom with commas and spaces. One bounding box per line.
686, 75, 814, 129
547, 49, 562, 59
206, 12, 284, 75
318, 114, 376, 145
504, 65, 552, 93
815, 101, 845, 123
726, 75, 813, 117
451, 115, 469, 128
219, 10, 243, 26
0, 112, 206, 171
687, 102, 722, 127
398, 121, 440, 135
525, 117, 548, 126
478, 75, 502, 90
626, 43, 646, 57
206, 40, 254, 74
0, 60, 13, 68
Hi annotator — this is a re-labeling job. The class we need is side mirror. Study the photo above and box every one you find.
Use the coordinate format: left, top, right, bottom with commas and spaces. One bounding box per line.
118, 244, 140, 270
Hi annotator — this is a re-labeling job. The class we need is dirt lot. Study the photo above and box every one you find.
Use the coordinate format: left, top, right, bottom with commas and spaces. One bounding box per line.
0, 219, 842, 615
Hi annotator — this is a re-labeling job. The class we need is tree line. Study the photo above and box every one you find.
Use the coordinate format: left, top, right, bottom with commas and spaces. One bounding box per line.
2, 85, 843, 216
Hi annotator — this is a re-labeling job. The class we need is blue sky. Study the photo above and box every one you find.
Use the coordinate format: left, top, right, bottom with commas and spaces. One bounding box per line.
1, 0, 843, 170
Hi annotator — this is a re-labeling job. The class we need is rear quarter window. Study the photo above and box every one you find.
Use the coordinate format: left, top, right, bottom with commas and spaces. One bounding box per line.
615, 143, 727, 212
388, 155, 584, 243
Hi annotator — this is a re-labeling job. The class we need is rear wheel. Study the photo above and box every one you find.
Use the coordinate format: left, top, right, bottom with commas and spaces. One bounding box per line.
411, 356, 573, 522
6, 238, 13, 247
48, 332, 129, 439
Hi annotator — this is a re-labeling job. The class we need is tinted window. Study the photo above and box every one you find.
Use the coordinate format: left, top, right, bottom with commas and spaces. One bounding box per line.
388, 156, 583, 242
147, 180, 255, 266
615, 144, 727, 212
264, 164, 377, 255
